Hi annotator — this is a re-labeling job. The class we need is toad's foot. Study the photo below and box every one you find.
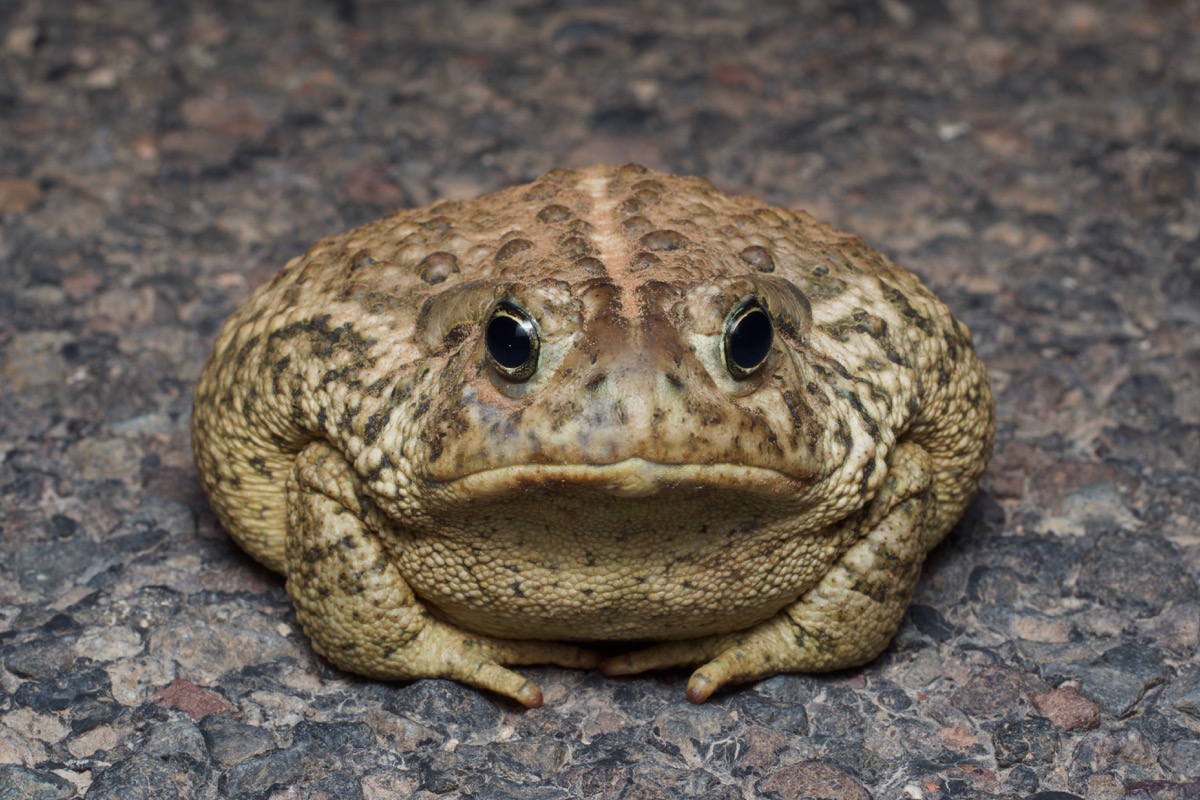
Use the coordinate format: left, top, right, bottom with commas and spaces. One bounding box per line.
285, 441, 598, 707
601, 440, 936, 703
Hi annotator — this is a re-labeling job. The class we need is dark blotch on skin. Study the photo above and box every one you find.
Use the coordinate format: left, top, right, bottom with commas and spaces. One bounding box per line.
567, 218, 595, 235
860, 313, 886, 338
630, 251, 661, 271
739, 245, 775, 273
640, 229, 688, 252
418, 251, 459, 284
821, 310, 888, 343
881, 283, 934, 335
622, 215, 655, 236
620, 196, 647, 215
350, 250, 377, 271
627, 188, 661, 208
496, 238, 535, 263
576, 257, 607, 276
631, 179, 667, 194
845, 391, 881, 440
631, 188, 661, 204
363, 409, 391, 446
560, 235, 593, 257
420, 216, 453, 231
537, 204, 573, 223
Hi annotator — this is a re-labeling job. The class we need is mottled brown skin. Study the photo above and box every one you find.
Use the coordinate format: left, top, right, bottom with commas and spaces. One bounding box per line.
192, 164, 994, 707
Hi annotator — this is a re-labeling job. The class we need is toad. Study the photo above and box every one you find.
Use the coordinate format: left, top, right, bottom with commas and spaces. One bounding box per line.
192, 164, 994, 706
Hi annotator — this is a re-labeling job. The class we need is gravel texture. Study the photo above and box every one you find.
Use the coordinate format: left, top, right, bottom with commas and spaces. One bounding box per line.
1, 0, 1198, 798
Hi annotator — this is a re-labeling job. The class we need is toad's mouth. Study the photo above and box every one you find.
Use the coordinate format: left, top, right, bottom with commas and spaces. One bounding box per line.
437, 457, 812, 501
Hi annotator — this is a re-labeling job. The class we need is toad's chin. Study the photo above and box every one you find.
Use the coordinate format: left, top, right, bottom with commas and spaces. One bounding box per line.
436, 457, 815, 501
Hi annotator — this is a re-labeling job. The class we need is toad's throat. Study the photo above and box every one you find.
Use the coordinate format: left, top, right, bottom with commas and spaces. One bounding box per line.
439, 457, 813, 501
402, 464, 833, 642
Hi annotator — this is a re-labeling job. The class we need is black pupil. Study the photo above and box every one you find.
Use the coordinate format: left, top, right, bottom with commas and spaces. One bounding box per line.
486, 312, 533, 370
728, 306, 773, 371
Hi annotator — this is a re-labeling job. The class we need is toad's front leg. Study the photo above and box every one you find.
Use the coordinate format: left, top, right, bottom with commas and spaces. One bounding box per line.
284, 441, 599, 707
602, 440, 938, 703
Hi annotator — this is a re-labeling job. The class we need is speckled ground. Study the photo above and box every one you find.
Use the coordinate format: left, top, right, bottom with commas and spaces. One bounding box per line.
1, 1, 1198, 798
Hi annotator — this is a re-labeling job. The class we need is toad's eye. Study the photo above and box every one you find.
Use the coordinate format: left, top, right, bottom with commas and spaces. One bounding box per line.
485, 302, 539, 381
724, 300, 773, 378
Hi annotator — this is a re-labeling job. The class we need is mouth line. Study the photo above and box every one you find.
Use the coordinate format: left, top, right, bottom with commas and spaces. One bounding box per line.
440, 457, 806, 499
